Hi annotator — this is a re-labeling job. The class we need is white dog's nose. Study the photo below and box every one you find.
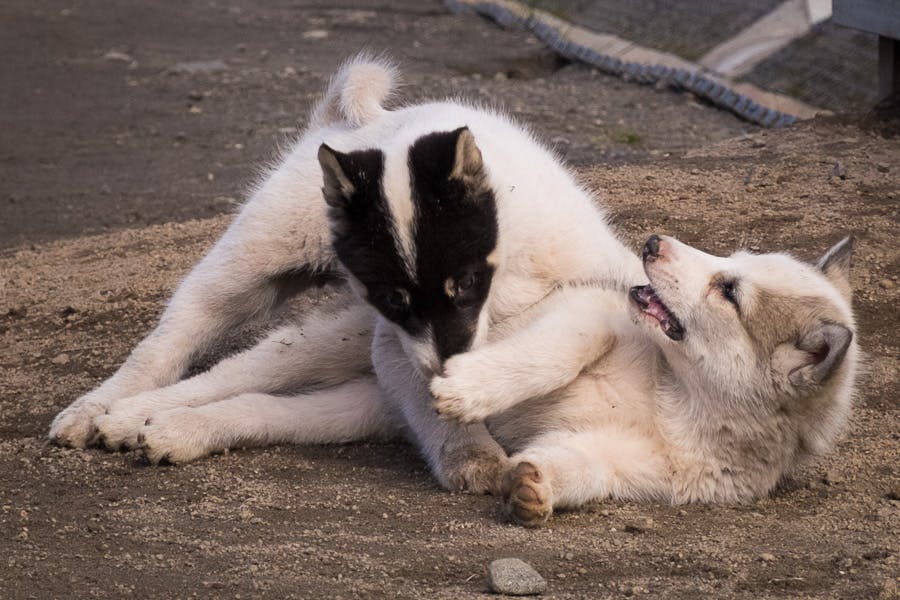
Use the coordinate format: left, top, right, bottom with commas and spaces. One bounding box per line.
643, 234, 662, 262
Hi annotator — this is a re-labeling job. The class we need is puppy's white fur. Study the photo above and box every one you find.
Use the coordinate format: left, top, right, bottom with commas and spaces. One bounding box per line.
49, 55, 637, 494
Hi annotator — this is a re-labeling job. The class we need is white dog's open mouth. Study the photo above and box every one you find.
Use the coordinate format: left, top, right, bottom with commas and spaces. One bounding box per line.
629, 285, 685, 341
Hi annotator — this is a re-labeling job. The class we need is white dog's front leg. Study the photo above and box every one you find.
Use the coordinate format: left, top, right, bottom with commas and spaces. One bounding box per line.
136, 377, 395, 464
372, 319, 508, 494
431, 287, 617, 421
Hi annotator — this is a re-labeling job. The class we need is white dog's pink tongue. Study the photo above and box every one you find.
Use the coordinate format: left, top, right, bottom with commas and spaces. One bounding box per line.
645, 298, 670, 324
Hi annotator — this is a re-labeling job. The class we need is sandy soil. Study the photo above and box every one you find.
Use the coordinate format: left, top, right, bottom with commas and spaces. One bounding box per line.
1, 1, 898, 599
2, 117, 898, 599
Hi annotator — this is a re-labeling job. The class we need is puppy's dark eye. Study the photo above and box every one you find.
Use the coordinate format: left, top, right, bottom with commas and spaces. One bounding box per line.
457, 272, 475, 293
720, 280, 739, 308
383, 288, 410, 311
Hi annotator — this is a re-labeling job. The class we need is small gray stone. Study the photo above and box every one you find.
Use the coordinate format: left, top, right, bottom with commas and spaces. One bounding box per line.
488, 558, 547, 596
169, 59, 228, 74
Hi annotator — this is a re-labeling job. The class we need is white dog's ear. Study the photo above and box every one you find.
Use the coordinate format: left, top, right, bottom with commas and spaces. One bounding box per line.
785, 322, 853, 389
450, 127, 484, 181
816, 236, 854, 302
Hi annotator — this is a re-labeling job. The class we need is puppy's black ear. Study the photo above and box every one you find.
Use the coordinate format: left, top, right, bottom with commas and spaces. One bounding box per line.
318, 144, 357, 210
788, 322, 853, 388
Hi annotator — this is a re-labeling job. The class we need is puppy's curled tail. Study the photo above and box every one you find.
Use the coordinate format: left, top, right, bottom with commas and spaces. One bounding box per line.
308, 53, 399, 130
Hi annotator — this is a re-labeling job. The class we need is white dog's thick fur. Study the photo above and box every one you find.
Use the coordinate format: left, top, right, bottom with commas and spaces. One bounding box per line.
49, 56, 857, 523
433, 234, 857, 525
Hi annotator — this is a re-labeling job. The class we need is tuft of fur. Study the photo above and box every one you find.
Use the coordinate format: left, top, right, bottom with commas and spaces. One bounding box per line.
308, 53, 399, 130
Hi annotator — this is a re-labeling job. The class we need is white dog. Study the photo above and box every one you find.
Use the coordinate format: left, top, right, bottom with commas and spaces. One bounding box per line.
432, 233, 857, 525
49, 57, 857, 524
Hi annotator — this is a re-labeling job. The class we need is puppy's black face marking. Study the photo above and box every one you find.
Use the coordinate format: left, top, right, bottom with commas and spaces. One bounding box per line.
407, 127, 497, 361
318, 127, 498, 364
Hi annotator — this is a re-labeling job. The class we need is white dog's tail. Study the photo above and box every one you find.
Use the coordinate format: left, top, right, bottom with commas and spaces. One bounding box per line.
308, 53, 399, 130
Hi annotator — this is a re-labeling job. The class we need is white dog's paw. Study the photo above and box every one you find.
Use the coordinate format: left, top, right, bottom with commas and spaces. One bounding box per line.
137, 408, 217, 465
430, 355, 495, 422
92, 411, 148, 451
48, 397, 108, 448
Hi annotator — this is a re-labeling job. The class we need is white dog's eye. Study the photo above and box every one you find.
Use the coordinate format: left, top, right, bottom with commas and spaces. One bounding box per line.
720, 280, 739, 308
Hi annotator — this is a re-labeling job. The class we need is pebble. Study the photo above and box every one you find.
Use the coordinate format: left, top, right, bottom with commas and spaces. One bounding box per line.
879, 279, 895, 290
488, 558, 547, 596
51, 353, 70, 365
823, 471, 845, 485
759, 552, 776, 562
169, 59, 228, 74
301, 29, 329, 40
830, 162, 847, 180
876, 163, 890, 173
103, 50, 132, 62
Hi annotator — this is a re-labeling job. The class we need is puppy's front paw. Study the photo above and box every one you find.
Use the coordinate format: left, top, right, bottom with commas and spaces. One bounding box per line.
502, 461, 553, 527
92, 411, 147, 451
137, 408, 216, 465
49, 398, 107, 448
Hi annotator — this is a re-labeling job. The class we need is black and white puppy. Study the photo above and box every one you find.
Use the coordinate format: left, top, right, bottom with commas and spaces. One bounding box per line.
48, 55, 646, 492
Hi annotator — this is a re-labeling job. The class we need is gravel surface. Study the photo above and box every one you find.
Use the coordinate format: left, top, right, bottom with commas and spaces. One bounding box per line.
0, 0, 755, 251
2, 117, 898, 599
1, 1, 898, 599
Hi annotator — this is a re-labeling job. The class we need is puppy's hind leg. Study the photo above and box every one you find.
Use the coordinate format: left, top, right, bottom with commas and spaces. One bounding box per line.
137, 377, 397, 464
94, 302, 376, 450
50, 150, 338, 448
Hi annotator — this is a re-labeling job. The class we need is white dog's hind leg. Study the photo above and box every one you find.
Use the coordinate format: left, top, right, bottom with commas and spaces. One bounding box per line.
93, 302, 376, 449
136, 377, 395, 464
502, 429, 669, 527
372, 319, 509, 494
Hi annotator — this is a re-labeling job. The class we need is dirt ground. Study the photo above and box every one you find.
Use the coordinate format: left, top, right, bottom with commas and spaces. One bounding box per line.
1, 1, 898, 599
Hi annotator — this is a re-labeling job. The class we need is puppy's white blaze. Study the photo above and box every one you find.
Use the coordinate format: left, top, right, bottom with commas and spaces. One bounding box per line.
396, 326, 442, 378
471, 304, 492, 351
381, 151, 417, 279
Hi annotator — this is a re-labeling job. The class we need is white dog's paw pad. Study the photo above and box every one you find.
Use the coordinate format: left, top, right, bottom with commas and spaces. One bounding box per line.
502, 461, 553, 528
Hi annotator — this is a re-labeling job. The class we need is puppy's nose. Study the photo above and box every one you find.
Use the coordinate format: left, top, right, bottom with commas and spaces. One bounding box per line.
643, 234, 661, 261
